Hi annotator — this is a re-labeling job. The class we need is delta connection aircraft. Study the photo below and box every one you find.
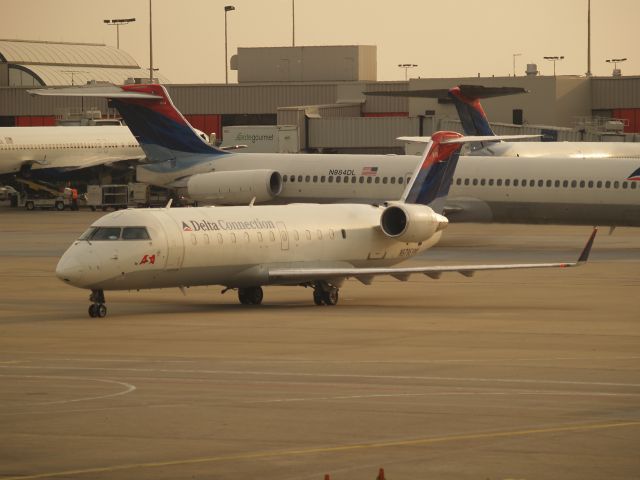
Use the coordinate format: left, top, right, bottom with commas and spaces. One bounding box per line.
29, 84, 639, 227
55, 131, 597, 318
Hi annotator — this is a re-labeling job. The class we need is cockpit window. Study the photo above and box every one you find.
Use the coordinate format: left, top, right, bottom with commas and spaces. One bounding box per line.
91, 227, 122, 241
79, 227, 97, 240
122, 227, 150, 240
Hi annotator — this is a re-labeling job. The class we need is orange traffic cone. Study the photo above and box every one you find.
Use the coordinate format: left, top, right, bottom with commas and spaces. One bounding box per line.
376, 467, 386, 480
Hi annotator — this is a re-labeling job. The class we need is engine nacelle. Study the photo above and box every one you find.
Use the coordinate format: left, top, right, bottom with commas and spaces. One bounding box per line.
187, 169, 282, 204
380, 202, 448, 243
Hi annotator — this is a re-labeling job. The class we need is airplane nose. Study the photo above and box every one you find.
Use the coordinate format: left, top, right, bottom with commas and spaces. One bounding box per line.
56, 254, 84, 286
434, 213, 449, 232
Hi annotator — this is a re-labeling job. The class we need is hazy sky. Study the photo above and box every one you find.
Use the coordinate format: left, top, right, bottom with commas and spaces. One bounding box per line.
2, 0, 638, 84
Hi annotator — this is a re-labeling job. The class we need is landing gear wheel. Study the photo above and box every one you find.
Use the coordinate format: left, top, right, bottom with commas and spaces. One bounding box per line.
25, 201, 35, 211
322, 288, 339, 306
238, 286, 263, 305
313, 289, 324, 306
88, 290, 107, 318
55, 201, 65, 211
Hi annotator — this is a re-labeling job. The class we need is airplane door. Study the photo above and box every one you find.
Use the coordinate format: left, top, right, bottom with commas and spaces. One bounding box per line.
276, 221, 289, 251
158, 213, 185, 269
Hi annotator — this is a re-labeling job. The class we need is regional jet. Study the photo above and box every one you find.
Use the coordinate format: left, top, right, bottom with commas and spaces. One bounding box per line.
56, 130, 597, 317
29, 84, 640, 227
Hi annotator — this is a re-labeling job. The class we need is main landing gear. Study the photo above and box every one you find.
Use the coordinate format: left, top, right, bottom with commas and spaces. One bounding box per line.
238, 286, 263, 305
312, 282, 339, 306
88, 289, 107, 318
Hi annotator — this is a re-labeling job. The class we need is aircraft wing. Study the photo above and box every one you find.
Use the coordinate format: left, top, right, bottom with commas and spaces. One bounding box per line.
268, 228, 597, 284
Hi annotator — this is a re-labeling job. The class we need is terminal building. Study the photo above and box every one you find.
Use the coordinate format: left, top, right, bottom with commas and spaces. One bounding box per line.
1, 41, 639, 152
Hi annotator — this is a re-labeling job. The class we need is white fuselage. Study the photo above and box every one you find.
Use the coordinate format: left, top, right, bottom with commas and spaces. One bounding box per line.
56, 205, 442, 291
139, 151, 640, 226
0, 126, 144, 175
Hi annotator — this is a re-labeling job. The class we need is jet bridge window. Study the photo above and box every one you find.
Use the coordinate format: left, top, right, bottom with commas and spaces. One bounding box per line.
122, 227, 151, 240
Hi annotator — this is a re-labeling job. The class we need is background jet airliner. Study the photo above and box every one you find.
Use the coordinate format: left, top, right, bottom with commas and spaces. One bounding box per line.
56, 130, 596, 318
0, 125, 144, 178
367, 85, 640, 158
29, 84, 640, 227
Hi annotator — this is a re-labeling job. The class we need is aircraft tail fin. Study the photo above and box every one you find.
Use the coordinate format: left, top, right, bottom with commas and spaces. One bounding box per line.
110, 84, 227, 163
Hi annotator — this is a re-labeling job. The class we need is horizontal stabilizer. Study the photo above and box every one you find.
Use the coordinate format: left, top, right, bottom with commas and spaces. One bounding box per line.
28, 84, 162, 100
398, 134, 542, 144
365, 85, 527, 100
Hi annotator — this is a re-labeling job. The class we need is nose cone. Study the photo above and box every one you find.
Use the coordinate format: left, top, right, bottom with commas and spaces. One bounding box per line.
56, 253, 85, 286
434, 213, 449, 232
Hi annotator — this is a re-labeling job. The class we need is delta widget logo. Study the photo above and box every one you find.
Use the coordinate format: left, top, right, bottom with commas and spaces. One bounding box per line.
627, 167, 640, 181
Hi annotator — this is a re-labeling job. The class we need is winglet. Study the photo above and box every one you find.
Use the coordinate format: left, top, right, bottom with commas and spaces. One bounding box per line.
577, 227, 598, 264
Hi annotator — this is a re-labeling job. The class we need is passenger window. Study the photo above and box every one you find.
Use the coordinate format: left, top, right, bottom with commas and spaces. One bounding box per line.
289, 175, 295, 182
538, 180, 544, 187
375, 177, 380, 184
313, 176, 318, 182
563, 180, 569, 187
546, 180, 552, 187
554, 180, 560, 187
480, 179, 486, 186
513, 179, 519, 186
305, 175, 310, 182
336, 176, 342, 183
316, 229, 323, 239
622, 181, 628, 189
321, 176, 326, 183
464, 178, 470, 186
270, 231, 276, 241
351, 176, 357, 183
571, 180, 577, 188
341, 229, 347, 239
579, 180, 585, 188
383, 177, 388, 184
230, 233, 236, 243
328, 176, 334, 183
596, 181, 603, 188
257, 232, 263, 242
367, 177, 373, 184
398, 177, 404, 185
329, 229, 335, 239
456, 178, 462, 185
631, 182, 637, 189
488, 179, 494, 186
472, 179, 478, 186
122, 227, 150, 240
344, 176, 349, 183
588, 181, 594, 188
305, 230, 311, 240
614, 181, 619, 189
204, 234, 210, 245
522, 179, 527, 187
244, 232, 250, 243
605, 181, 611, 188
217, 233, 223, 244
390, 177, 396, 184
297, 175, 303, 182
293, 230, 299, 241
497, 179, 502, 186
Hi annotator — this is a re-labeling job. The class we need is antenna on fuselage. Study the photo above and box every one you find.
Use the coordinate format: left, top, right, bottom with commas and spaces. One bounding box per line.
249, 197, 256, 206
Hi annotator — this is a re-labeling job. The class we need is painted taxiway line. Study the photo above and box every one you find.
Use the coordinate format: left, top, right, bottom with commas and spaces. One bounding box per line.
4, 420, 640, 479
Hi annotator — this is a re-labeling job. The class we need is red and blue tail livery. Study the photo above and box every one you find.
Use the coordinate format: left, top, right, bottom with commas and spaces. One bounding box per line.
109, 84, 227, 163
627, 167, 640, 181
402, 131, 464, 210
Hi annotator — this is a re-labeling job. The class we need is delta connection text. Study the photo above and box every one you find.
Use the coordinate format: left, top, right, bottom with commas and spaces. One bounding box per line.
183, 218, 277, 232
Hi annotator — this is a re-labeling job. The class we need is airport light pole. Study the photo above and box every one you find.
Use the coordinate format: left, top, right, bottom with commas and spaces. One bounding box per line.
398, 63, 418, 81
224, 5, 235, 84
512, 53, 522, 76
544, 56, 564, 77
292, 0, 295, 47
149, 0, 154, 83
103, 18, 136, 49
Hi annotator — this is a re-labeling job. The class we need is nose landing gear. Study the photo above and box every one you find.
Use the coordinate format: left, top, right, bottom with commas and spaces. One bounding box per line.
88, 289, 107, 318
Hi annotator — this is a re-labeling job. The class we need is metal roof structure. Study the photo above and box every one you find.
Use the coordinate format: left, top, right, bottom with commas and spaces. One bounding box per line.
0, 39, 167, 86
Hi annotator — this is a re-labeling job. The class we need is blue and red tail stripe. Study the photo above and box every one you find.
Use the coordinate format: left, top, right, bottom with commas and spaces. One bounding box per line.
109, 84, 226, 161
627, 167, 640, 181
404, 131, 463, 206
448, 86, 495, 136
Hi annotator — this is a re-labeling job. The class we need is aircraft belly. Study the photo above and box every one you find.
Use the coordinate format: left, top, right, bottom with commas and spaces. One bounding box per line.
485, 201, 640, 226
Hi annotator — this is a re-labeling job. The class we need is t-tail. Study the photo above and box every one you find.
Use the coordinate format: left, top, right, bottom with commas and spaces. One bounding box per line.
109, 84, 228, 163
400, 131, 464, 214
